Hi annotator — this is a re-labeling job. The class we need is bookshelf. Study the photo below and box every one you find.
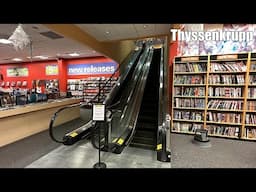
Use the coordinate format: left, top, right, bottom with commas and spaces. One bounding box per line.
172, 52, 256, 140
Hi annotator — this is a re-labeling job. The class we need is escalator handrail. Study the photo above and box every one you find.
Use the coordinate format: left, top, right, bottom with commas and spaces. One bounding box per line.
49, 103, 81, 143
111, 46, 154, 149
49, 47, 141, 144
157, 44, 170, 161
103, 48, 143, 106
89, 48, 141, 105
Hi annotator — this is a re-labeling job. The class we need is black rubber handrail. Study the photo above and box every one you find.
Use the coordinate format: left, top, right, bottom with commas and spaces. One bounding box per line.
49, 48, 140, 144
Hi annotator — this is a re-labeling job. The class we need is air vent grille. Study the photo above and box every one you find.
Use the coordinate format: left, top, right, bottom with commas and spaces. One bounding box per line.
39, 31, 64, 39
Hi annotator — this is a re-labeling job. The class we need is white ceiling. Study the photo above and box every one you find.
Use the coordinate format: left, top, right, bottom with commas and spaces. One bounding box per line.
0, 24, 102, 64
77, 24, 171, 41
0, 24, 171, 64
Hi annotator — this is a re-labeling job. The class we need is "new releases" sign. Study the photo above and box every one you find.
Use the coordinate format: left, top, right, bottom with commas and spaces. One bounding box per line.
68, 62, 117, 75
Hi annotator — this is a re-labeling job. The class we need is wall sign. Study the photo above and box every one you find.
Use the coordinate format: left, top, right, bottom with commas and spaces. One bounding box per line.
46, 65, 59, 75
7, 67, 29, 77
68, 62, 117, 75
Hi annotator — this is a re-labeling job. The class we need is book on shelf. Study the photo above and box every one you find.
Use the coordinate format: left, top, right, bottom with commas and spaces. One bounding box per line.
250, 61, 256, 71
207, 125, 239, 137
247, 101, 256, 110
173, 122, 203, 132
210, 61, 246, 72
174, 98, 205, 108
208, 87, 242, 97
207, 112, 241, 123
174, 87, 205, 96
175, 62, 207, 72
248, 88, 256, 98
174, 110, 204, 121
245, 114, 256, 124
246, 128, 256, 139
174, 75, 205, 84
207, 100, 242, 110
208, 74, 245, 84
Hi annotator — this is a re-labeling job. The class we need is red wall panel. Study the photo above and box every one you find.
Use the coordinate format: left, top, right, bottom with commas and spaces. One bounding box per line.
0, 56, 119, 92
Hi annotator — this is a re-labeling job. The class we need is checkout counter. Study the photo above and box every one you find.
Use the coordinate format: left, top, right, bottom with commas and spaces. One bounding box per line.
0, 98, 81, 147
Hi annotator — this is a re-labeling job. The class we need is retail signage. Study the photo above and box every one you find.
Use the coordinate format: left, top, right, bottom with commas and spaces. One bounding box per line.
68, 62, 117, 75
92, 104, 105, 121
46, 65, 59, 75
7, 67, 28, 77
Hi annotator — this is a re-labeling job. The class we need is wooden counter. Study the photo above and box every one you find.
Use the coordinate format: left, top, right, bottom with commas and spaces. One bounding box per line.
0, 98, 81, 147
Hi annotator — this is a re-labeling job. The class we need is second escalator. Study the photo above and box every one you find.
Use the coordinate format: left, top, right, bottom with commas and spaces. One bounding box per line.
130, 48, 161, 150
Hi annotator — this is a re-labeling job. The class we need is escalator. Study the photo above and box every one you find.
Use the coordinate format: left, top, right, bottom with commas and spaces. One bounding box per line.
49, 39, 171, 162
49, 43, 144, 146
130, 49, 161, 150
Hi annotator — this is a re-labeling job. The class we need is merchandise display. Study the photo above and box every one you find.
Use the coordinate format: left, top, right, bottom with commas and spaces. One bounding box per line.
172, 52, 256, 140
67, 77, 117, 103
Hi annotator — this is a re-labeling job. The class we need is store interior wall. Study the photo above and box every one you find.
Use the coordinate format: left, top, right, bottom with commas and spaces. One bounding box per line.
0, 56, 119, 93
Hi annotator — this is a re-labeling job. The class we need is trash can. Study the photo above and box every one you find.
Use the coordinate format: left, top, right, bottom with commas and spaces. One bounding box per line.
194, 129, 209, 142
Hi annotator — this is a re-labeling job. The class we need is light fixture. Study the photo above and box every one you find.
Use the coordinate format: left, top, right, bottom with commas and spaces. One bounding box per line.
0, 39, 12, 44
34, 55, 49, 59
105, 31, 110, 34
68, 53, 80, 57
143, 25, 148, 28
12, 58, 22, 61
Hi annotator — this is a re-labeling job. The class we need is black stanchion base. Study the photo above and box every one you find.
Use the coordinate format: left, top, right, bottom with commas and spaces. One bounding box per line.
93, 162, 107, 169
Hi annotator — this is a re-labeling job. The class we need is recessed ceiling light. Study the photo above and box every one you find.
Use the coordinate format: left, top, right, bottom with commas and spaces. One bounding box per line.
34, 55, 49, 59
143, 25, 148, 28
105, 31, 110, 34
68, 53, 80, 57
12, 58, 22, 61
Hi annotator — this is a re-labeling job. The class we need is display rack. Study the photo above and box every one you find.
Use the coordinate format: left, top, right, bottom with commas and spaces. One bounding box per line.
172, 52, 256, 141
67, 77, 117, 102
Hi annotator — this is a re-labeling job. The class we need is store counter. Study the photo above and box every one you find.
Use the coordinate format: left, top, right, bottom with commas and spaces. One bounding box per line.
0, 98, 81, 147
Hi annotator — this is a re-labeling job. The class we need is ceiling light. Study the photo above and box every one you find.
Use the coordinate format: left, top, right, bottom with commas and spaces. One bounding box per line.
0, 39, 12, 44
68, 53, 80, 57
143, 25, 148, 28
12, 58, 22, 61
105, 31, 110, 34
34, 55, 49, 59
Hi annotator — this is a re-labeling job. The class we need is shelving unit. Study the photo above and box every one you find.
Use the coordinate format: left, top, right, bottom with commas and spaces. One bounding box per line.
67, 77, 117, 102
172, 52, 256, 141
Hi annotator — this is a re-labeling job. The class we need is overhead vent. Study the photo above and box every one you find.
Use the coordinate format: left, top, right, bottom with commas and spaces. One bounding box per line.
39, 31, 64, 39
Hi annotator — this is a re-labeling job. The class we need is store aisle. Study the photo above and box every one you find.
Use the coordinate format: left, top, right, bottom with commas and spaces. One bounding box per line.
171, 133, 256, 168
26, 140, 171, 168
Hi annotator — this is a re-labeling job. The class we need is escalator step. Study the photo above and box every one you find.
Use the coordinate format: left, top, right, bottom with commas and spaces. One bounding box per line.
138, 116, 157, 123
136, 122, 157, 129
134, 130, 156, 138
130, 142, 155, 150
132, 136, 155, 143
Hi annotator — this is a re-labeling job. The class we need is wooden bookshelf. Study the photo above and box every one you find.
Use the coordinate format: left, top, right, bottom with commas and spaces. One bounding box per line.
173, 96, 205, 98
172, 52, 256, 140
173, 119, 204, 123
173, 107, 205, 111
208, 84, 244, 87
207, 108, 243, 112
174, 84, 206, 86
